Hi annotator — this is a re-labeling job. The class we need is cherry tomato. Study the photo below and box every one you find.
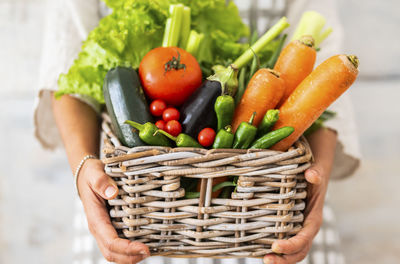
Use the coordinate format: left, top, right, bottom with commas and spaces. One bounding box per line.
162, 107, 180, 122
150, 100, 167, 117
139, 47, 202, 106
198, 128, 216, 147
155, 120, 166, 131
165, 120, 182, 137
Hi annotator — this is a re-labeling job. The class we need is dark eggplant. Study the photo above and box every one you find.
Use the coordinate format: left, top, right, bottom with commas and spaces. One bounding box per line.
179, 80, 221, 137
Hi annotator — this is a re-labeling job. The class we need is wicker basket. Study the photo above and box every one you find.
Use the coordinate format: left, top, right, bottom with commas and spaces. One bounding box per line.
100, 113, 313, 258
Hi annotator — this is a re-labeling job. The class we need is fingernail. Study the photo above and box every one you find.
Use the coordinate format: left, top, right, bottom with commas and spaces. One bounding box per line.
307, 169, 321, 184
139, 250, 149, 257
264, 257, 275, 264
308, 169, 318, 177
272, 243, 282, 253
105, 186, 116, 198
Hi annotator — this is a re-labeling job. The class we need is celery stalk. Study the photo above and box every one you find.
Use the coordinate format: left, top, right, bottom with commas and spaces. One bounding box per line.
315, 27, 333, 47
232, 17, 290, 69
291, 11, 332, 48
162, 18, 172, 47
162, 4, 184, 47
179, 6, 191, 49
185, 30, 198, 54
186, 30, 204, 57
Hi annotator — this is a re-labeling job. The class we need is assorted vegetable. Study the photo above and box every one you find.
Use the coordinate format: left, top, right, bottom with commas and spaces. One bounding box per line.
150, 99, 167, 116
58, 1, 360, 199
155, 129, 202, 148
231, 68, 284, 132
125, 120, 171, 147
103, 67, 153, 147
139, 47, 202, 106
213, 126, 234, 149
257, 109, 280, 138
271, 55, 359, 151
165, 120, 182, 137
198, 128, 217, 148
233, 112, 258, 149
250, 126, 294, 149
179, 80, 220, 137
215, 95, 235, 131
274, 35, 317, 107
57, 0, 249, 103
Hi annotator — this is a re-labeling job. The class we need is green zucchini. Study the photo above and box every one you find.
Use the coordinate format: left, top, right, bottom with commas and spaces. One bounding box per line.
103, 67, 153, 147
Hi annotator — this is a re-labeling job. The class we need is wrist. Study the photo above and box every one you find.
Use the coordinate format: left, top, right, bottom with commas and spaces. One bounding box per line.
74, 154, 98, 197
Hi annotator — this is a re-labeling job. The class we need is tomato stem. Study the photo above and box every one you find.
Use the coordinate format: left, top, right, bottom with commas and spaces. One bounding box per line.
164, 50, 186, 73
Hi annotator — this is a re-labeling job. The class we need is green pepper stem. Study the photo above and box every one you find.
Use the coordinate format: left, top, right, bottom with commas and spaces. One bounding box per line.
225, 125, 232, 133
249, 112, 256, 125
154, 129, 177, 142
266, 109, 280, 122
232, 17, 290, 69
125, 120, 144, 131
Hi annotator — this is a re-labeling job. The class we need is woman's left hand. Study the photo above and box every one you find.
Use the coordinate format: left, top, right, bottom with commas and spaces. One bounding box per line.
263, 128, 337, 264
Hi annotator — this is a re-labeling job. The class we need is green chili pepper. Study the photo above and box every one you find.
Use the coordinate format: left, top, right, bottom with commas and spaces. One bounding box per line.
215, 95, 235, 131
257, 109, 280, 138
220, 186, 233, 198
125, 120, 171, 146
155, 129, 203, 148
233, 112, 258, 149
185, 191, 200, 199
250, 126, 294, 149
212, 126, 234, 149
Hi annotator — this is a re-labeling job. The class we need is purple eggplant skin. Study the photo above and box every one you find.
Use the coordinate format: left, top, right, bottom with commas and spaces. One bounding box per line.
179, 80, 221, 138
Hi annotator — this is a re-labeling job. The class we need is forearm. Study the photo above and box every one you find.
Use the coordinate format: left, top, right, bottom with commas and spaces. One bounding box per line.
307, 127, 337, 182
305, 128, 337, 212
51, 93, 100, 173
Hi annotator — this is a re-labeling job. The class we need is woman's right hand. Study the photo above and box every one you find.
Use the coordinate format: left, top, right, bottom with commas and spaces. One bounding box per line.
77, 158, 150, 264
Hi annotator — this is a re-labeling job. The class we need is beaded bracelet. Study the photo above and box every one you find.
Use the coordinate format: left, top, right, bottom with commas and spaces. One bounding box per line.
74, 154, 98, 197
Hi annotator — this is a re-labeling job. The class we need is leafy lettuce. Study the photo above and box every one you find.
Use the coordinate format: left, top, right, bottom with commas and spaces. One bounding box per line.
56, 0, 249, 104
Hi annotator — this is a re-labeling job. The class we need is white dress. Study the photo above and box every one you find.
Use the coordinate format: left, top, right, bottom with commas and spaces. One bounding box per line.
34, 0, 360, 263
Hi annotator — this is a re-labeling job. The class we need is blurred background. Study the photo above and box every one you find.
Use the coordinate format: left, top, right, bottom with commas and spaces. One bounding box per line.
0, 0, 399, 263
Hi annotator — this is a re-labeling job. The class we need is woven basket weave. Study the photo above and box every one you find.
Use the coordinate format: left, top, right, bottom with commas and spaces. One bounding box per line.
100, 114, 312, 258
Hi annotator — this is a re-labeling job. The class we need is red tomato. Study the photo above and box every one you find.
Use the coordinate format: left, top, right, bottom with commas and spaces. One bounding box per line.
165, 120, 182, 137
139, 47, 202, 106
198, 128, 216, 147
150, 100, 167, 116
155, 120, 166, 131
162, 107, 180, 122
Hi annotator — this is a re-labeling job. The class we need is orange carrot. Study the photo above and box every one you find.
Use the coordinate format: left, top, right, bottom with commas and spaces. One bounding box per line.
274, 36, 316, 107
232, 68, 284, 132
271, 54, 359, 151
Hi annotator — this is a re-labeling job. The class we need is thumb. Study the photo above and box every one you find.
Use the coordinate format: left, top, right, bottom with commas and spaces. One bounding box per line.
89, 172, 119, 200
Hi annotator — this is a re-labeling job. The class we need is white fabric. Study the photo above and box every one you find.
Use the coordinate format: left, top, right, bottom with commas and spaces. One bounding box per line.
34, 0, 101, 149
